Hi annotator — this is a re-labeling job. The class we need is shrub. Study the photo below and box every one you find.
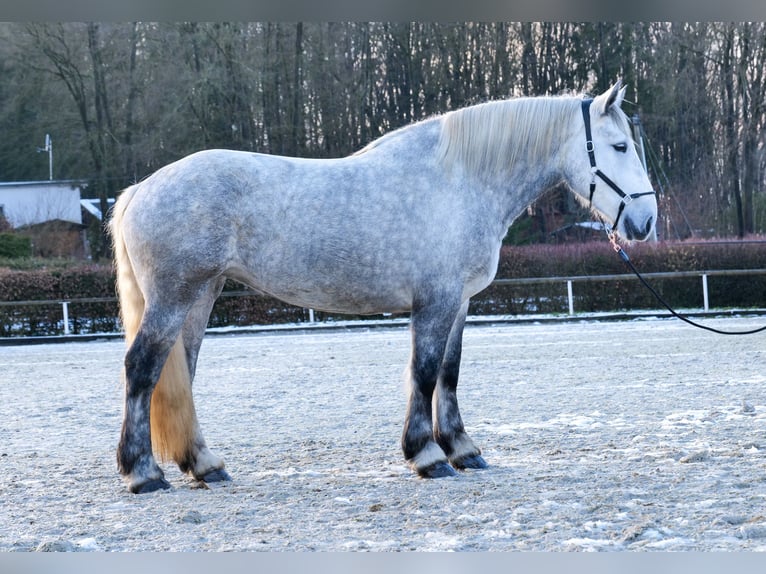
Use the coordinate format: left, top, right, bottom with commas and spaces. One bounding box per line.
0, 233, 32, 259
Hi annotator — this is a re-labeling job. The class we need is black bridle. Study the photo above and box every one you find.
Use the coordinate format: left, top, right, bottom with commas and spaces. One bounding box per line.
581, 99, 656, 232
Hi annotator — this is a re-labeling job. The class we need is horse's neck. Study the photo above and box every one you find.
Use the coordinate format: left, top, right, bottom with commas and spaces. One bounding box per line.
361, 116, 566, 237
481, 158, 565, 233
433, 100, 572, 233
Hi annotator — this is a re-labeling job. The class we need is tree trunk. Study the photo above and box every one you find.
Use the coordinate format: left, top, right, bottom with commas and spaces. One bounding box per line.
87, 23, 114, 257
292, 22, 303, 156
723, 25, 745, 238
123, 22, 140, 183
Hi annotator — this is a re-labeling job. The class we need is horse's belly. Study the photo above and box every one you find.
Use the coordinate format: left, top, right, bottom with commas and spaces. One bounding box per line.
266, 287, 412, 316
295, 292, 411, 315
230, 268, 413, 315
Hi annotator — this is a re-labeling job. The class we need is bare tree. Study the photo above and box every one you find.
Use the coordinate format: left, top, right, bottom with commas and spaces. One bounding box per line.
1, 21, 765, 244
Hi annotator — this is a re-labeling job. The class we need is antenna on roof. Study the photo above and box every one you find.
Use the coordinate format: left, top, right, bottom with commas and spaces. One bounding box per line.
36, 134, 53, 180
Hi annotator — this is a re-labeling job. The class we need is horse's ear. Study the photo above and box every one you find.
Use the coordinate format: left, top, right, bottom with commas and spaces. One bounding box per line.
595, 80, 626, 115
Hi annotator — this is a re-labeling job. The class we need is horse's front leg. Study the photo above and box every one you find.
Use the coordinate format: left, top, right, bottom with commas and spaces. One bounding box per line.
402, 295, 463, 478
434, 300, 487, 470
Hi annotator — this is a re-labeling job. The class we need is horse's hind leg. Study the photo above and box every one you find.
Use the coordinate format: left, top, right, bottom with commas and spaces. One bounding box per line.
434, 300, 487, 470
118, 305, 190, 493
174, 278, 230, 483
402, 293, 463, 478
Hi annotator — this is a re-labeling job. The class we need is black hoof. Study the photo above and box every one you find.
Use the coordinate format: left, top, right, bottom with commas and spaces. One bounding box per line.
418, 461, 458, 478
131, 477, 172, 494
199, 468, 231, 483
452, 454, 488, 470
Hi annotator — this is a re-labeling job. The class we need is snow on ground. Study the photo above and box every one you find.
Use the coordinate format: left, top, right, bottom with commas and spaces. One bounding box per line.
1, 317, 765, 551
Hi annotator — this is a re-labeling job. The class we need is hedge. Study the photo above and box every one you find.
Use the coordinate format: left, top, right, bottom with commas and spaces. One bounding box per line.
1, 240, 765, 337
0, 265, 120, 337
474, 240, 766, 315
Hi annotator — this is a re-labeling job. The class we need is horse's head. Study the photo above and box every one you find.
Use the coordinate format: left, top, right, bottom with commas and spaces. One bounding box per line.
566, 81, 658, 241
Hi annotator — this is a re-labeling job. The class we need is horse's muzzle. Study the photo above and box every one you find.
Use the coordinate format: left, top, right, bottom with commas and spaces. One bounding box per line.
623, 214, 655, 241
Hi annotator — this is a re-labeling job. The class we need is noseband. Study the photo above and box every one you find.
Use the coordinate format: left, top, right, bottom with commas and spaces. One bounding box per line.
581, 99, 655, 231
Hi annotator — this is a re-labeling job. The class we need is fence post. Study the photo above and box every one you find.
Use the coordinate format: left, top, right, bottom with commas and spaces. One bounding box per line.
701, 274, 709, 312
62, 301, 70, 335
567, 280, 574, 315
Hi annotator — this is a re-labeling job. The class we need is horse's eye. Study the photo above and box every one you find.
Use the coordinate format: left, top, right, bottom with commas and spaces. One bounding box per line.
613, 143, 628, 153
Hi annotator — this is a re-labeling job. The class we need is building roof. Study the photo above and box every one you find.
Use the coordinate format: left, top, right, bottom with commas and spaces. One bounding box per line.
0, 179, 87, 188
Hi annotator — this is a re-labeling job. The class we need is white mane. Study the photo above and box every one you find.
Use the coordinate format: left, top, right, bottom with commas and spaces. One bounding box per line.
354, 93, 633, 182
434, 96, 576, 179
435, 95, 632, 180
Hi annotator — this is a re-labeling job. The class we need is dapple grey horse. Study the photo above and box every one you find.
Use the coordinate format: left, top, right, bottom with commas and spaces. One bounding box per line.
110, 81, 656, 493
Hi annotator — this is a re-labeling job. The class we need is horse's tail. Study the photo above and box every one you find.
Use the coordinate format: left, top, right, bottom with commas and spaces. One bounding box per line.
110, 185, 196, 464
109, 186, 144, 347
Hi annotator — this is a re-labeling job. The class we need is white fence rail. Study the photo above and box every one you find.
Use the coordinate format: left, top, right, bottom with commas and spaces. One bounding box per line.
492, 268, 766, 315
2, 269, 765, 336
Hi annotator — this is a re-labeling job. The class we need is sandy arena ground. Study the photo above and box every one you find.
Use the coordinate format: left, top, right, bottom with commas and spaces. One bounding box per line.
1, 317, 765, 551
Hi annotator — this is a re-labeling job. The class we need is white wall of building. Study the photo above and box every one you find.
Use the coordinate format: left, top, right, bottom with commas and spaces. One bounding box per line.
0, 181, 83, 227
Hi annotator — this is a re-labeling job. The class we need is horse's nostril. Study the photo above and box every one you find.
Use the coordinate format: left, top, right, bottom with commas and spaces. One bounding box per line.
625, 216, 654, 241
645, 217, 654, 236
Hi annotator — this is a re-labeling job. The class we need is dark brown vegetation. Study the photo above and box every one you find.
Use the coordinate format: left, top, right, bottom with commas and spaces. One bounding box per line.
0, 22, 764, 254
2, 239, 764, 337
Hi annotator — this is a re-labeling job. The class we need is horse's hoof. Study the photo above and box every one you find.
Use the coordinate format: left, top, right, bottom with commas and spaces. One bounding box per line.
452, 454, 488, 470
131, 477, 172, 494
200, 468, 231, 483
418, 461, 458, 478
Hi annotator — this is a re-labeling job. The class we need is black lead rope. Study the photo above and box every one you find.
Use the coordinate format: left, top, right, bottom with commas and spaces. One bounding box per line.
608, 235, 766, 336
